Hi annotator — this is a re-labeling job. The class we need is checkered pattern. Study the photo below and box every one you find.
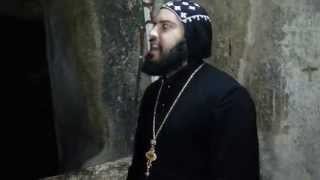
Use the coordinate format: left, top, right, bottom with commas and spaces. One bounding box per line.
161, 0, 211, 24
160, 0, 213, 60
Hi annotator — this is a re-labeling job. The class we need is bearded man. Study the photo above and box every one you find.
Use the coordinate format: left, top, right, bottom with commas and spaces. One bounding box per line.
127, 1, 260, 179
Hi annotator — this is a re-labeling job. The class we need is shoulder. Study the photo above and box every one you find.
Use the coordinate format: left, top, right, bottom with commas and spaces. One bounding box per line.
199, 63, 256, 115
197, 62, 255, 110
201, 62, 240, 87
197, 62, 244, 100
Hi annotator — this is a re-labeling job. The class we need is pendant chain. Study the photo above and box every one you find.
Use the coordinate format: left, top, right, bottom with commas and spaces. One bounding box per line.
145, 63, 204, 177
152, 63, 204, 140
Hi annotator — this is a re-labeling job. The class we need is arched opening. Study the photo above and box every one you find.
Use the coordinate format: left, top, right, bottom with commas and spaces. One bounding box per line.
1, 2, 59, 179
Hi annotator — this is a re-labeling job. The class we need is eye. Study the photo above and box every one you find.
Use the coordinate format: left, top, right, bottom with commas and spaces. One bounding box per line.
161, 23, 170, 31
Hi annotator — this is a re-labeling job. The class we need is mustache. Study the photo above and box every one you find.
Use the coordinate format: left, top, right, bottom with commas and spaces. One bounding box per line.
141, 39, 188, 76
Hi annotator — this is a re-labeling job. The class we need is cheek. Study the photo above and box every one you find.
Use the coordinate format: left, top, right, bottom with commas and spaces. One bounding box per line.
158, 36, 165, 51
160, 33, 183, 53
159, 36, 174, 53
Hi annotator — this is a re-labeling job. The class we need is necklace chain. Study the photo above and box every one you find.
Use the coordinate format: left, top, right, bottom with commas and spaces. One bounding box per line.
145, 63, 205, 177
152, 63, 205, 140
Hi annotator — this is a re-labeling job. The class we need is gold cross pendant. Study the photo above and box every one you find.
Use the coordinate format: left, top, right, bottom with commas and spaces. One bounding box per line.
145, 140, 157, 177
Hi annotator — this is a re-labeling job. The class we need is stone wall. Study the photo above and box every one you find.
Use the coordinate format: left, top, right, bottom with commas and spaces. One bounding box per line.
44, 0, 148, 172
197, 0, 320, 179
43, 0, 319, 179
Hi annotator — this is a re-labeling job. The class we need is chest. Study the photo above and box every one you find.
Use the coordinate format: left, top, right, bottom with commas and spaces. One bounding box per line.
142, 81, 213, 149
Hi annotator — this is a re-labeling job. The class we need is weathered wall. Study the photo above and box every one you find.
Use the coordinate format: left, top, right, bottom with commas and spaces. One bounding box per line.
197, 0, 320, 179
44, 0, 148, 172
43, 0, 319, 179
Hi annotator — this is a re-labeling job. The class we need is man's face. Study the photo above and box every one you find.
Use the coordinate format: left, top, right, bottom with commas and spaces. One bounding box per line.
147, 8, 185, 63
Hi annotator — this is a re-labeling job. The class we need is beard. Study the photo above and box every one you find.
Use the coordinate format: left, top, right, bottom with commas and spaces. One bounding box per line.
141, 40, 188, 76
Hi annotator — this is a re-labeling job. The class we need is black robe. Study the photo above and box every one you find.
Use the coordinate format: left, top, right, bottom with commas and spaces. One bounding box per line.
127, 61, 260, 180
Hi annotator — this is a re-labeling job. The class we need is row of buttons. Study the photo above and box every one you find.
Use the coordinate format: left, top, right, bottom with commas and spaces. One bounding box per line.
160, 84, 171, 108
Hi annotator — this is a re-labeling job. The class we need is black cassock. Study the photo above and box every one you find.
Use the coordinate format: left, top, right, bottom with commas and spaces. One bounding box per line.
127, 61, 260, 180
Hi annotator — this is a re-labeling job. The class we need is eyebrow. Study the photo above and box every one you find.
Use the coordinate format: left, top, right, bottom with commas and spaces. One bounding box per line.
158, 20, 173, 23
156, 20, 176, 26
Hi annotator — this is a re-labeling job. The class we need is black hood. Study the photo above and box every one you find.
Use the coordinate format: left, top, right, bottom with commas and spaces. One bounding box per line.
161, 0, 212, 63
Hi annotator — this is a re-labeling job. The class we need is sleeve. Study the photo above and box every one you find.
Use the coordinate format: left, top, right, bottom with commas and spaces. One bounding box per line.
209, 86, 260, 180
126, 87, 151, 180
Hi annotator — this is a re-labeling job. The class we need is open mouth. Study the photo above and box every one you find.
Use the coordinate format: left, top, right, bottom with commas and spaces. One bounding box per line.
145, 52, 154, 59
145, 43, 161, 61
146, 48, 159, 60
150, 43, 160, 51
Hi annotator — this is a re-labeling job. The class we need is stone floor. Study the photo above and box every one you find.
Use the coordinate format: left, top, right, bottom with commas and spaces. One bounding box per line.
42, 157, 131, 180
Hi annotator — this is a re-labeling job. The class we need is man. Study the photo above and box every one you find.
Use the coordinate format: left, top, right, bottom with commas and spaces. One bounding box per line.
127, 0, 259, 179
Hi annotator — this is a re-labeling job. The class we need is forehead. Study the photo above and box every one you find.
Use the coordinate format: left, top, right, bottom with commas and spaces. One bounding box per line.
155, 8, 181, 24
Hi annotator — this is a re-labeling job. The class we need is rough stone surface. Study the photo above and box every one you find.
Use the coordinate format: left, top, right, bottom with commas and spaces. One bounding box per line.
44, 0, 148, 172
197, 0, 320, 179
43, 0, 320, 179
42, 158, 130, 180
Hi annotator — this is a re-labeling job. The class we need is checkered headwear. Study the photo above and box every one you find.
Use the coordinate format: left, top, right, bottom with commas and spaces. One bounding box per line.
161, 0, 211, 24
161, 0, 212, 60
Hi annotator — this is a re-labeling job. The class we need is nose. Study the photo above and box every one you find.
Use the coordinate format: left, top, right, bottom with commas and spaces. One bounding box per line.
149, 26, 158, 43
